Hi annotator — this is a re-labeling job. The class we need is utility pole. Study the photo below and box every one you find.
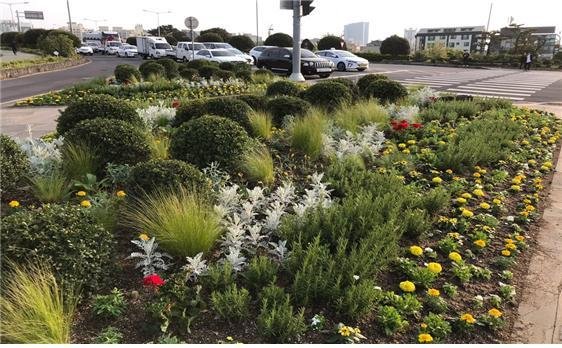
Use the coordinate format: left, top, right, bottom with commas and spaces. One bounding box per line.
66, 0, 73, 34
0, 1, 29, 31
289, 0, 304, 82
482, 2, 493, 54
143, 9, 172, 37
255, 0, 259, 45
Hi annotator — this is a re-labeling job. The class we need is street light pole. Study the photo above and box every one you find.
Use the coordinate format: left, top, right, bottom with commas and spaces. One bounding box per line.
143, 9, 172, 37
66, 0, 73, 34
289, 0, 304, 82
255, 0, 259, 45
0, 1, 29, 31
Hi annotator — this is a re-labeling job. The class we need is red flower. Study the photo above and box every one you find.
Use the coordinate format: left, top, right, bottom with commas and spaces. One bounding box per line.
391, 119, 410, 131
412, 123, 423, 129
171, 100, 181, 109
143, 274, 165, 287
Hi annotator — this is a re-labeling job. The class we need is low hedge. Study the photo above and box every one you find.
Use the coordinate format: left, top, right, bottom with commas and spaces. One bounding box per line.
301, 81, 353, 110
266, 96, 311, 127
0, 134, 28, 195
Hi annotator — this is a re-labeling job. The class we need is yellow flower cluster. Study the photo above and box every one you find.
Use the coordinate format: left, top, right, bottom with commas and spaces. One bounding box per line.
338, 325, 361, 337
76, 191, 87, 197
479, 202, 490, 210
399, 280, 416, 293
80, 200, 91, 208
488, 308, 502, 318
139, 233, 150, 241
461, 208, 474, 218
116, 190, 126, 198
432, 177, 443, 184
410, 245, 423, 256
427, 262, 442, 274
418, 333, 433, 343
449, 252, 462, 263
472, 188, 485, 197
427, 288, 440, 297
460, 313, 476, 324
473, 239, 486, 248
8, 200, 20, 208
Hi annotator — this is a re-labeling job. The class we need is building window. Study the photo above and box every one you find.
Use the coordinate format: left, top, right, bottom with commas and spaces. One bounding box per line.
440, 35, 446, 39
427, 43, 434, 48
450, 35, 457, 39
464, 42, 470, 47
449, 43, 455, 48
456, 42, 460, 46
427, 36, 434, 41
461, 34, 470, 40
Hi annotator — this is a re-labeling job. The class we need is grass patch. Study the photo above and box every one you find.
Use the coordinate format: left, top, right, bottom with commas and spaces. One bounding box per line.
29, 170, 70, 203
289, 108, 327, 159
240, 146, 275, 185
148, 134, 170, 160
333, 99, 389, 133
61, 142, 99, 181
248, 110, 273, 140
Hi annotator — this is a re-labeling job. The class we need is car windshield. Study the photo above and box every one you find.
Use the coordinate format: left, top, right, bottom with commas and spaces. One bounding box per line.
299, 49, 317, 58
123, 45, 135, 50
155, 43, 171, 49
191, 43, 205, 50
212, 50, 234, 57
108, 42, 121, 47
335, 51, 355, 57
228, 49, 243, 55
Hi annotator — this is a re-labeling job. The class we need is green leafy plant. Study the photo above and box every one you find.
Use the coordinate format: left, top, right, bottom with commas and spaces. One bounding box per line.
202, 262, 235, 291
240, 146, 275, 185
334, 279, 381, 320
363, 79, 407, 104
332, 99, 388, 133
94, 326, 123, 344
92, 288, 126, 318
243, 256, 278, 292
155, 58, 179, 79
0, 134, 28, 195
210, 284, 251, 321
139, 61, 166, 80
356, 74, 389, 96
302, 81, 353, 111
114, 64, 141, 84
266, 80, 301, 97
148, 134, 170, 160
257, 296, 307, 343
422, 313, 451, 341
377, 305, 408, 336
61, 142, 99, 181
266, 96, 311, 127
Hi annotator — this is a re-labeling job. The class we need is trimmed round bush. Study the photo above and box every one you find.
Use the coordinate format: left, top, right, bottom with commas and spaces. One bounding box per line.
357, 74, 389, 95
1, 204, 114, 292
186, 59, 216, 70
364, 79, 408, 104
56, 94, 141, 135
219, 61, 235, 71
235, 69, 253, 82
170, 115, 251, 170
236, 94, 268, 111
199, 65, 220, 79
173, 99, 208, 127
139, 61, 166, 79
0, 134, 28, 195
114, 64, 141, 84
302, 81, 352, 110
126, 159, 209, 197
266, 96, 311, 127
64, 118, 151, 172
266, 80, 300, 97
330, 77, 360, 99
206, 97, 252, 131
155, 58, 179, 79
178, 66, 200, 80
215, 69, 235, 81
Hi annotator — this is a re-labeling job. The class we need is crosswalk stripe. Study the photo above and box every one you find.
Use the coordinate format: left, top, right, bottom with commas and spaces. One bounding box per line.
459, 85, 543, 92
467, 82, 547, 89
446, 92, 524, 101
475, 81, 552, 87
446, 88, 532, 96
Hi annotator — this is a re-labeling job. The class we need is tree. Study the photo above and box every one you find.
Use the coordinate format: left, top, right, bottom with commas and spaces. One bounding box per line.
196, 32, 223, 43
165, 35, 178, 46
148, 25, 188, 42
227, 35, 255, 52
380, 35, 410, 56
301, 38, 316, 51
38, 33, 76, 57
317, 35, 346, 50
126, 37, 137, 45
200, 27, 230, 41
22, 29, 48, 48
0, 32, 22, 46
264, 32, 292, 47
43, 29, 80, 47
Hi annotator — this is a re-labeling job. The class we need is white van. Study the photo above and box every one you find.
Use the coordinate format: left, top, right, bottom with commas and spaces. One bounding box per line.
136, 36, 173, 59
176, 42, 206, 62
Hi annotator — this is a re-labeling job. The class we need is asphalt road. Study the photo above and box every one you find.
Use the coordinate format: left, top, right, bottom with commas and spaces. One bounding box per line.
2, 55, 562, 104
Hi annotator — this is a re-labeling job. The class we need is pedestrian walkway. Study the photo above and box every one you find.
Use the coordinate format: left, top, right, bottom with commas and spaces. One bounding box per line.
0, 106, 62, 138
395, 69, 510, 89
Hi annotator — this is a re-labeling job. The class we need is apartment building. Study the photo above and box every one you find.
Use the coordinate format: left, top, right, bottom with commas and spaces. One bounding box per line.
415, 26, 485, 52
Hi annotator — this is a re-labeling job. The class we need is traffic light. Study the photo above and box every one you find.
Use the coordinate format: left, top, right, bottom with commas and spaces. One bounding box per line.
302, 0, 315, 16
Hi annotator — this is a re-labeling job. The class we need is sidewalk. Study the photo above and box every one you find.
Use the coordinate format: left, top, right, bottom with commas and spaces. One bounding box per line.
0, 106, 63, 138
511, 102, 562, 343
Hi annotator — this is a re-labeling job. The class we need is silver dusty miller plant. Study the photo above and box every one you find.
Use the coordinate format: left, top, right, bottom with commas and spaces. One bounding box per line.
323, 124, 385, 160
17, 126, 64, 176
127, 237, 173, 276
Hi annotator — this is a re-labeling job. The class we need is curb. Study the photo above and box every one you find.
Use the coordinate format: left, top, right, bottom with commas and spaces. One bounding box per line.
0, 58, 91, 81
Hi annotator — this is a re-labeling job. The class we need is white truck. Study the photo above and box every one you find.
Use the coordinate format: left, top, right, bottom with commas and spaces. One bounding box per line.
175, 42, 206, 62
136, 36, 174, 60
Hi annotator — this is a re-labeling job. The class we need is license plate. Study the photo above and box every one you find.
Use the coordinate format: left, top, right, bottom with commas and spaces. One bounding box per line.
317, 68, 331, 72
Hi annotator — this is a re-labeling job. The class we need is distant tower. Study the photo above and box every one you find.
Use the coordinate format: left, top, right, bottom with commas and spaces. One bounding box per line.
404, 28, 417, 51
343, 22, 369, 46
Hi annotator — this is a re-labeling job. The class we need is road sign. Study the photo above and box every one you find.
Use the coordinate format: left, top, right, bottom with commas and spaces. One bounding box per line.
24, 11, 44, 20
184, 16, 199, 30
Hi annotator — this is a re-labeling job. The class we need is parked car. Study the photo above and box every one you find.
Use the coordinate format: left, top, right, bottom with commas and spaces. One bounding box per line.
84, 41, 102, 53
117, 44, 138, 58
105, 41, 123, 55
257, 47, 334, 78
202, 42, 233, 49
315, 49, 369, 71
136, 36, 174, 59
227, 48, 253, 64
76, 44, 94, 55
176, 42, 206, 62
193, 49, 247, 64
249, 45, 274, 65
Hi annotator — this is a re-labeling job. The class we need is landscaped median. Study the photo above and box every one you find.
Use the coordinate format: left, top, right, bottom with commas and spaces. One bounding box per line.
0, 55, 88, 79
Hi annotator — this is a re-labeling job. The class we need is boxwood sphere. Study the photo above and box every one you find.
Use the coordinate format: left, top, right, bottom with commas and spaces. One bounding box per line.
126, 159, 210, 197
266, 80, 301, 97
172, 99, 208, 126
357, 74, 389, 96
364, 79, 408, 104
178, 66, 200, 80
139, 61, 166, 79
64, 118, 151, 173
266, 96, 311, 127
155, 58, 179, 79
170, 115, 251, 170
114, 64, 141, 84
205, 97, 253, 131
301, 81, 353, 110
56, 94, 141, 134
235, 94, 268, 111
0, 134, 28, 195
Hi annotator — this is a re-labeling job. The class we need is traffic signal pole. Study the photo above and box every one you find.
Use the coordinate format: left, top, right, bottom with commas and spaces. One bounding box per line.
289, 0, 305, 82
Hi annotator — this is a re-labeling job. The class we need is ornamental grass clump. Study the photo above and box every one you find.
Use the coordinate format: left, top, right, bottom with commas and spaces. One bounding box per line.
332, 99, 389, 133
248, 110, 273, 140
240, 146, 275, 185
124, 186, 222, 257
61, 142, 99, 181
0, 261, 78, 343
289, 108, 327, 159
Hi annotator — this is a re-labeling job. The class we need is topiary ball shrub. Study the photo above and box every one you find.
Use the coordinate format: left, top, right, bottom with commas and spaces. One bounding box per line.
0, 134, 28, 195
178, 66, 200, 80
219, 61, 235, 71
155, 58, 179, 79
186, 59, 216, 70
235, 69, 253, 82
56, 94, 142, 135
266, 96, 311, 127
114, 64, 141, 84
198, 65, 220, 79
215, 69, 235, 81
236, 94, 268, 111
330, 77, 360, 99
364, 79, 408, 104
64, 118, 151, 173
1, 204, 114, 292
172, 99, 209, 127
301, 81, 353, 111
357, 74, 389, 96
139, 61, 166, 80
170, 115, 251, 170
126, 159, 209, 197
205, 97, 253, 131
266, 80, 300, 97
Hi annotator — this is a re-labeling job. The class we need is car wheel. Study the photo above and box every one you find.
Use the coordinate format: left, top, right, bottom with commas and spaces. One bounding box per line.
336, 62, 346, 71
252, 56, 257, 65
357, 68, 366, 72
319, 73, 331, 78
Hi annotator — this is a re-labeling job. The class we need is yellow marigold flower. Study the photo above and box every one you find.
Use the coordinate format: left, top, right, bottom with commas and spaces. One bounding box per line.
402, 149, 410, 154
80, 200, 91, 208
449, 252, 462, 263
339, 325, 351, 337
501, 249, 511, 257
461, 192, 472, 199
512, 177, 522, 185
418, 333, 433, 343
8, 200, 20, 208
543, 161, 553, 169
460, 313, 476, 324
427, 288, 440, 297
510, 185, 521, 192
427, 262, 442, 274
445, 169, 453, 174
493, 198, 502, 205
354, 327, 361, 335
523, 199, 532, 204
474, 239, 486, 248
473, 172, 481, 178
116, 190, 126, 198
76, 190, 87, 197
409, 245, 424, 257
519, 211, 529, 218
432, 177, 443, 184
407, 140, 416, 145
398, 143, 407, 149
528, 159, 536, 165
479, 202, 491, 210
461, 209, 474, 218
515, 235, 525, 242
139, 233, 150, 241
504, 238, 513, 244
473, 189, 485, 197
488, 308, 502, 318
399, 280, 416, 293
525, 205, 535, 212
505, 243, 517, 250
456, 197, 467, 205
479, 168, 487, 174
420, 323, 428, 329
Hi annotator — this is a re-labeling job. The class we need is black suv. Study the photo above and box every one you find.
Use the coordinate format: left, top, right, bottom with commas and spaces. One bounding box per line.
257, 47, 334, 78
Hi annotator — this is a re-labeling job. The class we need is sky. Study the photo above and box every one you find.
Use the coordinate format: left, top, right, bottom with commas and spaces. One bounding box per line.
2, 0, 561, 41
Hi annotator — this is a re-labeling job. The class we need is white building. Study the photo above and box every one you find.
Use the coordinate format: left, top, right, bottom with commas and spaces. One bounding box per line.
344, 22, 369, 46
415, 26, 485, 52
404, 28, 417, 51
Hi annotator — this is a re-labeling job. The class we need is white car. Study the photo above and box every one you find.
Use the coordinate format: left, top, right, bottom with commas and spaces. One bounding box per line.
249, 45, 273, 64
76, 45, 94, 55
117, 44, 138, 58
85, 41, 101, 53
105, 41, 122, 55
315, 49, 369, 71
227, 48, 253, 64
193, 49, 247, 64
176, 42, 206, 62
202, 42, 233, 49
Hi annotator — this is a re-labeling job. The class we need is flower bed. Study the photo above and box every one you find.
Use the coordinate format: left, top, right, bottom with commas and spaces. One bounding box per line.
1, 79, 560, 344
0, 56, 87, 80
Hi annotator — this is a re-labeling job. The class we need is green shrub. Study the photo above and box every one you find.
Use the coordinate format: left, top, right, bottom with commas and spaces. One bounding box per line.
198, 65, 220, 79
94, 326, 123, 344
363, 79, 407, 104
214, 69, 235, 81
172, 99, 208, 126
0, 134, 28, 195
420, 100, 481, 123
330, 77, 360, 98
266, 96, 311, 127
61, 142, 99, 181
170, 115, 251, 170
289, 109, 326, 159
210, 284, 251, 321
0, 262, 78, 343
235, 69, 253, 81
178, 66, 200, 80
257, 296, 306, 343
38, 33, 75, 57
155, 58, 179, 79
114, 64, 141, 84
423, 313, 452, 341
206, 97, 253, 131
302, 81, 353, 110
218, 61, 235, 71
243, 256, 279, 292
266, 80, 300, 97
139, 61, 166, 80
186, 59, 215, 70
357, 74, 389, 95
236, 94, 268, 111
475, 97, 513, 111
418, 187, 450, 216
92, 288, 126, 318
56, 94, 141, 134
377, 305, 408, 336
1, 204, 114, 292
240, 146, 275, 185
248, 110, 273, 139
64, 119, 151, 172
334, 279, 381, 320
126, 159, 209, 197
202, 262, 235, 291
123, 186, 221, 257
333, 99, 388, 133
403, 208, 431, 239
259, 284, 287, 309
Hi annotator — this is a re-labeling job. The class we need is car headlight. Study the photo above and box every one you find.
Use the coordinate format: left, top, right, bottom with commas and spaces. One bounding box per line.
303, 62, 310, 66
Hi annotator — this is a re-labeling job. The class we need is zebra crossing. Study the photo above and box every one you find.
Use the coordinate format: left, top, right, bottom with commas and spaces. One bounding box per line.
395, 70, 562, 101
